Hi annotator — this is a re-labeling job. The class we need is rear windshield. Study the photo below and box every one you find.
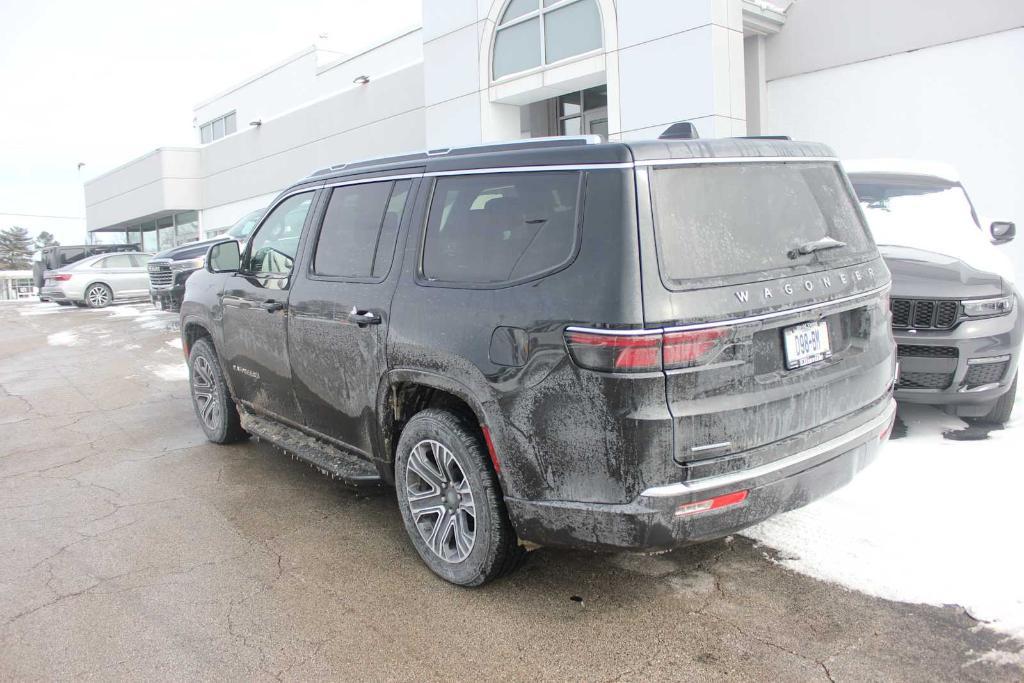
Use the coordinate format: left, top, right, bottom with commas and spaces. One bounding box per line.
651, 161, 873, 288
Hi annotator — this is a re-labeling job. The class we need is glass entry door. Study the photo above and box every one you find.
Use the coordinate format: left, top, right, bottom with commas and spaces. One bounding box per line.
557, 84, 608, 141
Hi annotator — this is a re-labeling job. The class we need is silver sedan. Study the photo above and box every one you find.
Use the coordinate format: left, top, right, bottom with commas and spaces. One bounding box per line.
40, 252, 154, 308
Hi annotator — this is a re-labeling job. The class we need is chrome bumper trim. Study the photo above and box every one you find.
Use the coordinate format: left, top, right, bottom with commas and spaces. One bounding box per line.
642, 399, 896, 497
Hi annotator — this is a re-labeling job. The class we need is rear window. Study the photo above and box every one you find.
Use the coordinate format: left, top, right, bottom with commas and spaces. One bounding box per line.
422, 172, 581, 285
651, 161, 873, 288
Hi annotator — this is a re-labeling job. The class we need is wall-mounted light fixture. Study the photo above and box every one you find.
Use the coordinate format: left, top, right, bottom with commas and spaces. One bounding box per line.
353, 75, 370, 85
249, 119, 262, 127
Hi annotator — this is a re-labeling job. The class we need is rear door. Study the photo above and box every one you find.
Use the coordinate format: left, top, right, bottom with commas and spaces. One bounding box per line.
94, 254, 141, 298
287, 176, 418, 456
638, 159, 894, 477
221, 190, 318, 421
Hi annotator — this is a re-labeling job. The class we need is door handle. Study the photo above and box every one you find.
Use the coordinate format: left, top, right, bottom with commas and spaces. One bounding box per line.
261, 299, 285, 313
347, 306, 381, 326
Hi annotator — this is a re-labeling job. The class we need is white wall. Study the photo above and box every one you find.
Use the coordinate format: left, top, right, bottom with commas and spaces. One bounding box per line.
767, 28, 1024, 284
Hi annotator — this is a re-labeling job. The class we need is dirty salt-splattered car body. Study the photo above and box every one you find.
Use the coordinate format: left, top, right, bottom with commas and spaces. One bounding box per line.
179, 136, 897, 585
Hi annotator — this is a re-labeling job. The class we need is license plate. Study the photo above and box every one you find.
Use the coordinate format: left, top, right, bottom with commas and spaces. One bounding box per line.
155, 299, 164, 310
783, 320, 832, 369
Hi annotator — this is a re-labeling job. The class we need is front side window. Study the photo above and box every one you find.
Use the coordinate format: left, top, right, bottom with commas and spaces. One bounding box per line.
244, 192, 314, 276
651, 162, 873, 288
313, 180, 411, 279
422, 172, 580, 285
492, 0, 602, 80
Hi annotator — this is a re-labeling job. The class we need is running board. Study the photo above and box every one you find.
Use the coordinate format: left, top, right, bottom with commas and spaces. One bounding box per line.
239, 410, 382, 486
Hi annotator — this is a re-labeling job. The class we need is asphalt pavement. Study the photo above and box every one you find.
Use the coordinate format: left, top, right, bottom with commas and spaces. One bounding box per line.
1, 301, 1020, 681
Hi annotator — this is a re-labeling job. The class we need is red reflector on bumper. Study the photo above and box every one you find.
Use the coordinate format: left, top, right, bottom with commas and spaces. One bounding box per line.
675, 490, 748, 517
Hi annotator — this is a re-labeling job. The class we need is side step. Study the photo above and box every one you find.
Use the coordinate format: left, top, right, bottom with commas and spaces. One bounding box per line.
239, 410, 382, 486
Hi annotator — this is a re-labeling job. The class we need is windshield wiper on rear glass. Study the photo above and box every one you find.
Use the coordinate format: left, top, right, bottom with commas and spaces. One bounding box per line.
788, 236, 847, 259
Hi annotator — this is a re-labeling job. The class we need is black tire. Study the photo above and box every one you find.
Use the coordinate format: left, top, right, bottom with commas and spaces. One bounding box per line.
187, 338, 247, 444
970, 372, 1017, 426
84, 283, 113, 308
395, 409, 526, 586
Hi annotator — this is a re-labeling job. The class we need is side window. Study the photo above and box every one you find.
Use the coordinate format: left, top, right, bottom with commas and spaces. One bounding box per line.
422, 172, 580, 285
313, 180, 411, 279
130, 254, 152, 267
244, 192, 314, 275
98, 254, 134, 268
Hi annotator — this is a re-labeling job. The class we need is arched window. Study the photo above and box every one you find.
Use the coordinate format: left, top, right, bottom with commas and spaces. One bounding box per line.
492, 0, 603, 80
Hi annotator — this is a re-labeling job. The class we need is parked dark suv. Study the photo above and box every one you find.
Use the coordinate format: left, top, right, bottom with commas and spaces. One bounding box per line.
148, 209, 264, 311
180, 137, 896, 585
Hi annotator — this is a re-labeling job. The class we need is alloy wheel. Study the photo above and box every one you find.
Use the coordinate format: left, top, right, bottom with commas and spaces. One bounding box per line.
87, 285, 110, 307
405, 439, 477, 563
191, 355, 221, 430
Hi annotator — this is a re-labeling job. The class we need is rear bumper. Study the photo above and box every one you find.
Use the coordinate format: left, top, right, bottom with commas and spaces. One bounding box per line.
40, 287, 69, 301
507, 399, 895, 551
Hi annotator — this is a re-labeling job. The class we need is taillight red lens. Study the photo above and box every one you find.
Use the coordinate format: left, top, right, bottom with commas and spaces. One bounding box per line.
565, 327, 729, 372
663, 329, 727, 369
675, 490, 748, 517
53, 273, 72, 281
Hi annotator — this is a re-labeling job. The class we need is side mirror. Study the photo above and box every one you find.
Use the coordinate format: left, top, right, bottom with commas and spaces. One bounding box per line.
990, 221, 1015, 244
207, 240, 241, 273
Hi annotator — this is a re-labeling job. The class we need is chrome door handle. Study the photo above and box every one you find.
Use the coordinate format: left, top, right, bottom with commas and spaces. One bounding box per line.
347, 307, 380, 326
261, 300, 285, 313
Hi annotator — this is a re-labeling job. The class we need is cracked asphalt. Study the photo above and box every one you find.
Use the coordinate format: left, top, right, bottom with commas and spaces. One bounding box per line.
1, 301, 1021, 681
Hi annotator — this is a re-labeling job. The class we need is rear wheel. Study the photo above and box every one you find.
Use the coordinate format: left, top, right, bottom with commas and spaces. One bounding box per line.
395, 409, 525, 586
188, 338, 247, 444
969, 372, 1017, 426
84, 283, 113, 308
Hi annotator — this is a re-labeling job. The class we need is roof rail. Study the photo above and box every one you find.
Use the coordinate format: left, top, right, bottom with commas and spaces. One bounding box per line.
734, 135, 792, 141
308, 135, 603, 178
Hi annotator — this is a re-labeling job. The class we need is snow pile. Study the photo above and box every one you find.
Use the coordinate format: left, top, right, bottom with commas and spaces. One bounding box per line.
46, 330, 80, 347
165, 338, 183, 350
746, 385, 1024, 640
147, 363, 188, 382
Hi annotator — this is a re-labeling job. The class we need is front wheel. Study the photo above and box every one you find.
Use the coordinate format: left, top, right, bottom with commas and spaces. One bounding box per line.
84, 283, 113, 308
188, 338, 247, 444
395, 409, 525, 586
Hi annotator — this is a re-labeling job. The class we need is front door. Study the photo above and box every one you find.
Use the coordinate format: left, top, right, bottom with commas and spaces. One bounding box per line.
287, 177, 418, 458
221, 190, 317, 421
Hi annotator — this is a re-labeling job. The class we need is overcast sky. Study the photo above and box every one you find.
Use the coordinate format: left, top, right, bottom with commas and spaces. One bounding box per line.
0, 0, 421, 245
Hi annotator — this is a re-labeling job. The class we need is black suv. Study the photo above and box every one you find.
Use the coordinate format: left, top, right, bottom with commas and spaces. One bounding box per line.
180, 137, 896, 585
147, 209, 265, 311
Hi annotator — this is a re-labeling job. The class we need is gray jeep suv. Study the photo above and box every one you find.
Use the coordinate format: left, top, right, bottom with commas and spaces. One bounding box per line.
847, 160, 1020, 424
180, 136, 896, 585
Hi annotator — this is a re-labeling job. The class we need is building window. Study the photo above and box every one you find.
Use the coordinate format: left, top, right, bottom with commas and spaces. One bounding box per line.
174, 211, 199, 244
199, 111, 237, 144
493, 0, 602, 80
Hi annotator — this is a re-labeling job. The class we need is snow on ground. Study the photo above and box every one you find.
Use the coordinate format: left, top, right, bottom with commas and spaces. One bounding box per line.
165, 338, 183, 350
747, 383, 1024, 642
147, 363, 188, 382
46, 330, 80, 347
18, 303, 64, 316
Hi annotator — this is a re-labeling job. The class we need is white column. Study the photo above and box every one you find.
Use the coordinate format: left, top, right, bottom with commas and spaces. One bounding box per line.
744, 34, 767, 135
614, 0, 746, 140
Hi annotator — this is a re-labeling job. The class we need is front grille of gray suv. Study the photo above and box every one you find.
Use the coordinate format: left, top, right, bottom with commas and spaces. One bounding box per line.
891, 298, 959, 329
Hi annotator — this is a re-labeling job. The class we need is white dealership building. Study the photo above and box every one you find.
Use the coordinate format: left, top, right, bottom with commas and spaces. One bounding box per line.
84, 0, 1024, 277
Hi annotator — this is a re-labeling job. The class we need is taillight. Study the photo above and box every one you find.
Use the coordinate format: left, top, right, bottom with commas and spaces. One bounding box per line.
565, 327, 729, 372
675, 490, 748, 517
53, 273, 72, 281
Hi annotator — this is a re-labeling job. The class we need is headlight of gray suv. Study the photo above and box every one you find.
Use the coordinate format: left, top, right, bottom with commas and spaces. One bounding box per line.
170, 256, 205, 271
961, 295, 1013, 317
